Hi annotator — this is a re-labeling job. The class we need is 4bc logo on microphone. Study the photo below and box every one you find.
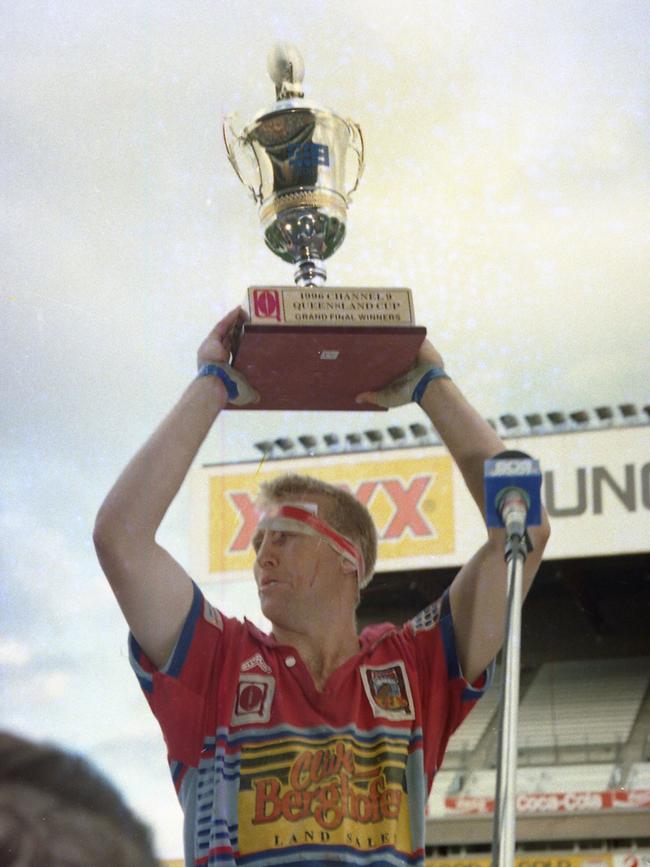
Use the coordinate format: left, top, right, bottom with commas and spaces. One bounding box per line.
484, 457, 542, 528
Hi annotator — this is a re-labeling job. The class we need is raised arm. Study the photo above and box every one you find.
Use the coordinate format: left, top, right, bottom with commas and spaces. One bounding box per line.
93, 307, 250, 668
358, 339, 550, 683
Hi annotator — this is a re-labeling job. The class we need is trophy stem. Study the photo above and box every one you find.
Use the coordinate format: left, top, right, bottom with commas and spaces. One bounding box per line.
294, 258, 327, 287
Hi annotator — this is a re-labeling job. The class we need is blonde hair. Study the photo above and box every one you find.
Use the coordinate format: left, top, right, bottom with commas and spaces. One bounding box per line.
258, 474, 377, 588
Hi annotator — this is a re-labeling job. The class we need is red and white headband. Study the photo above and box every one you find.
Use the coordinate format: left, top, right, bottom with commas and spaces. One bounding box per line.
257, 501, 368, 588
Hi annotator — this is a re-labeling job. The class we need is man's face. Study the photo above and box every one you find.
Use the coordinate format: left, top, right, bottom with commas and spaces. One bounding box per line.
252, 495, 348, 626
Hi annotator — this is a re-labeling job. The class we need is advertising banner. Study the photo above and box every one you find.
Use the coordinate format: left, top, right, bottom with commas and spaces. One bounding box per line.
425, 857, 613, 867
189, 426, 649, 583
441, 788, 650, 816
612, 854, 650, 867
425, 857, 612, 867
163, 843, 650, 866
190, 449, 456, 582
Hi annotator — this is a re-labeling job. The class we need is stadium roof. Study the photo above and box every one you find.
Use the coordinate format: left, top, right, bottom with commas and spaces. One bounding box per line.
250, 402, 650, 461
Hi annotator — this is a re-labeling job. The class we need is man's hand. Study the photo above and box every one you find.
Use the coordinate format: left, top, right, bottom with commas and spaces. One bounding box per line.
197, 307, 260, 406
415, 337, 444, 369
197, 305, 247, 368
355, 337, 447, 408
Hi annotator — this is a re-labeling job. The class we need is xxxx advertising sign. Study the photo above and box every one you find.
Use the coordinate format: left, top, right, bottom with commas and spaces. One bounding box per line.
189, 426, 650, 584
189, 448, 462, 583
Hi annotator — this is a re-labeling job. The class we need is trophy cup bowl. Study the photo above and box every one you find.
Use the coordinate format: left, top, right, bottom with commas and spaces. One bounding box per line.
223, 43, 364, 287
222, 44, 425, 411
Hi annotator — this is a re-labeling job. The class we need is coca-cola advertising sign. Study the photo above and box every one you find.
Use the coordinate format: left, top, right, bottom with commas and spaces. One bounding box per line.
444, 789, 650, 816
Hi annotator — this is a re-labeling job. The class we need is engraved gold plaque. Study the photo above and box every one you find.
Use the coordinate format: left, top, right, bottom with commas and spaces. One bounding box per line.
247, 287, 416, 327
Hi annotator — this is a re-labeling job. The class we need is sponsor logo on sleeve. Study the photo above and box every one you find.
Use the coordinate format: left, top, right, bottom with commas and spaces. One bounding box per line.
410, 598, 442, 632
203, 600, 223, 630
360, 661, 415, 721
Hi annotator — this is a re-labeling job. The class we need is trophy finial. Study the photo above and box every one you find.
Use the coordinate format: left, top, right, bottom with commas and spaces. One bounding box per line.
267, 43, 305, 101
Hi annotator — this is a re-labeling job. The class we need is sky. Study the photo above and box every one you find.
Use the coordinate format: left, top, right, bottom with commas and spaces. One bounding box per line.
2, 0, 650, 858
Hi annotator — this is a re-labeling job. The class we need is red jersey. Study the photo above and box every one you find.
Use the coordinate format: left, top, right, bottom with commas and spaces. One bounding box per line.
130, 583, 491, 866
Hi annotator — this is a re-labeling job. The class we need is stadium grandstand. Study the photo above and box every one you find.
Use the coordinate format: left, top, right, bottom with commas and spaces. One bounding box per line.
354, 412, 650, 859
187, 408, 650, 867
358, 553, 650, 854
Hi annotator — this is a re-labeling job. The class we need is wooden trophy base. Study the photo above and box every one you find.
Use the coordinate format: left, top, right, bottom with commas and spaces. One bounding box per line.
229, 324, 427, 411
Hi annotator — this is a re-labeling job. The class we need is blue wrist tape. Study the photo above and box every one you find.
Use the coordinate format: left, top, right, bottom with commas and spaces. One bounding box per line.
196, 363, 239, 400
411, 366, 450, 405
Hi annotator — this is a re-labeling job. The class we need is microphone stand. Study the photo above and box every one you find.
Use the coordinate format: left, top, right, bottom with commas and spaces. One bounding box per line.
491, 525, 528, 867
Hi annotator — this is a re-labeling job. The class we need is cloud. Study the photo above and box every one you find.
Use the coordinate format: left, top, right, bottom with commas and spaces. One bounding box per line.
7, 669, 73, 704
0, 637, 31, 667
1, 488, 107, 627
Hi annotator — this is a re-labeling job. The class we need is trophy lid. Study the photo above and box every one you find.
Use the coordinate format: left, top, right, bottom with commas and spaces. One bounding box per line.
267, 43, 305, 101
251, 43, 342, 123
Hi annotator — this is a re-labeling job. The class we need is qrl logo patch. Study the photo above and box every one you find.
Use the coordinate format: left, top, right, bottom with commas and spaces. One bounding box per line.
360, 661, 415, 721
252, 288, 282, 322
232, 674, 275, 726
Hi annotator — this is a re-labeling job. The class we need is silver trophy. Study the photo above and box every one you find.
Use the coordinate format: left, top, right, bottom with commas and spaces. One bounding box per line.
222, 44, 424, 412
223, 43, 364, 287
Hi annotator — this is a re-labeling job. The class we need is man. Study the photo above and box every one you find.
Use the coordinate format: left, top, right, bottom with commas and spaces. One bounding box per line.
94, 306, 550, 866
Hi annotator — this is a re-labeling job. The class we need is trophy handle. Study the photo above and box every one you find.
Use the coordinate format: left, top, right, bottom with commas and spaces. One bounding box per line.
345, 119, 365, 201
222, 115, 263, 202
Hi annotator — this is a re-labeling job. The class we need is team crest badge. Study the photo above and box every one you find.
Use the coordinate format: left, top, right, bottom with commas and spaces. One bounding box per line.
360, 661, 415, 721
231, 674, 275, 726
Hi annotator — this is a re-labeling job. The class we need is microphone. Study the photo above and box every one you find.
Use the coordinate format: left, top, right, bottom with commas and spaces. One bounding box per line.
484, 450, 542, 538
